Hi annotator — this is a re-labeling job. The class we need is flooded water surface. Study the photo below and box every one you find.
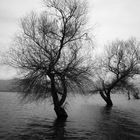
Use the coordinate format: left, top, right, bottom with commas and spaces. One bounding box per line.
0, 92, 140, 140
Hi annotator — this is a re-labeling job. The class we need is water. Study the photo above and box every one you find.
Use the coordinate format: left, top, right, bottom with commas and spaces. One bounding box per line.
0, 92, 140, 140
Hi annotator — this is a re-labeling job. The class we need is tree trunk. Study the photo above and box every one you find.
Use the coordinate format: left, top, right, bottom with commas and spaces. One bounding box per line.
106, 93, 113, 107
100, 90, 113, 107
54, 106, 68, 119
50, 75, 68, 119
59, 77, 67, 106
128, 91, 131, 100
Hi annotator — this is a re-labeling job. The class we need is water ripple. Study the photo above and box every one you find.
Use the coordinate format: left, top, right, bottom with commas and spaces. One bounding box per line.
0, 92, 140, 140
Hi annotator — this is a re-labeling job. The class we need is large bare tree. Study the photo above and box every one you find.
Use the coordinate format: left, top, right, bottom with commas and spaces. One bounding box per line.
7, 0, 92, 118
92, 38, 140, 106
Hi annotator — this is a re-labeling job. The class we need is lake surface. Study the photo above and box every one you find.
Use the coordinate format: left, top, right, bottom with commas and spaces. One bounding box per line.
0, 92, 140, 140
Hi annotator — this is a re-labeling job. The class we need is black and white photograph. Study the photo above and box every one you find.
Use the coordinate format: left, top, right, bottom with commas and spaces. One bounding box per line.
0, 0, 140, 139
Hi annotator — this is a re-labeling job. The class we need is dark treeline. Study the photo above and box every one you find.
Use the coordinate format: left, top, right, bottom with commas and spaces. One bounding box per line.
4, 0, 140, 119
0, 79, 19, 92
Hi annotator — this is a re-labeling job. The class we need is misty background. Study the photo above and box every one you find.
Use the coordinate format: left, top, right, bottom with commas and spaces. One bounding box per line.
0, 0, 140, 79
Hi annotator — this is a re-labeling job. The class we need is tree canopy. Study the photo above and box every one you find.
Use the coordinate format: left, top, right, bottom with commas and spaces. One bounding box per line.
6, 0, 93, 118
92, 38, 140, 106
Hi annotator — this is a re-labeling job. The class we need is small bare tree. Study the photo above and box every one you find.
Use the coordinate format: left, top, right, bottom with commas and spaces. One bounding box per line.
7, 0, 92, 118
93, 38, 140, 106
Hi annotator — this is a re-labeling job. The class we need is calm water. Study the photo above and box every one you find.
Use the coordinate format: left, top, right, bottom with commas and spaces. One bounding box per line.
0, 92, 140, 140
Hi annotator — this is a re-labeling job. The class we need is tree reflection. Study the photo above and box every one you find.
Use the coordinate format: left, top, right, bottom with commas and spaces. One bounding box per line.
52, 118, 67, 140
15, 117, 67, 140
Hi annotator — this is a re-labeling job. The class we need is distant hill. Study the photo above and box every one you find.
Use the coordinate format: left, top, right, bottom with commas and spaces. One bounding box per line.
0, 78, 140, 93
0, 79, 19, 92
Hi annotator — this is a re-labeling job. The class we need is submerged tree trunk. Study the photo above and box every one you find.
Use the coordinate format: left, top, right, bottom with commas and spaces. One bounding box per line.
54, 106, 68, 119
128, 91, 131, 100
99, 90, 113, 107
106, 93, 113, 107
50, 75, 68, 119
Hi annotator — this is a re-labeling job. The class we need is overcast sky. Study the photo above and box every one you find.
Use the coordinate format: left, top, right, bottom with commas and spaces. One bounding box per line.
0, 0, 140, 79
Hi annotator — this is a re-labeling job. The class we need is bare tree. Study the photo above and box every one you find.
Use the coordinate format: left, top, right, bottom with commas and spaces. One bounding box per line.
92, 38, 140, 106
6, 0, 92, 118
